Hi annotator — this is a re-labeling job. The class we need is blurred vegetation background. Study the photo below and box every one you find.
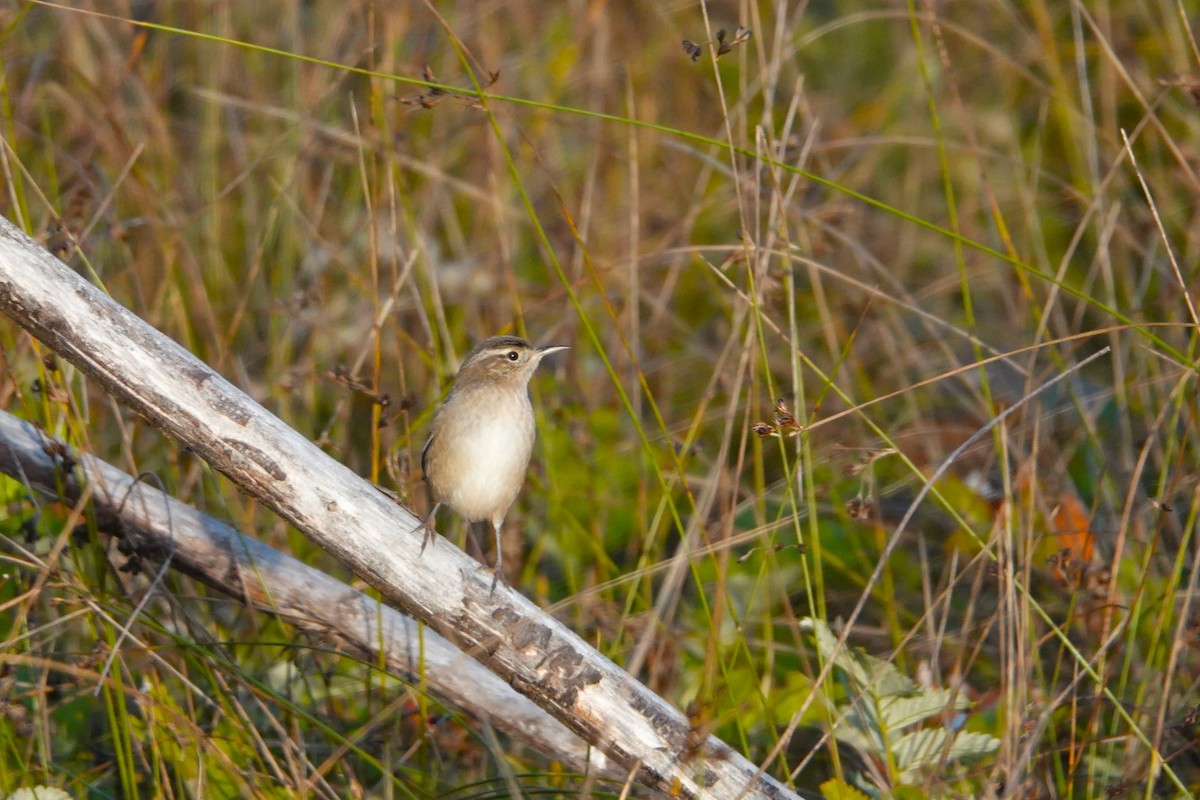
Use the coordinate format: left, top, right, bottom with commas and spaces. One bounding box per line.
2, 1, 1199, 797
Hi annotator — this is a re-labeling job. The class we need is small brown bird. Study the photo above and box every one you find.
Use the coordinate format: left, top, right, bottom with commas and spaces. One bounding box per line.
420, 335, 568, 590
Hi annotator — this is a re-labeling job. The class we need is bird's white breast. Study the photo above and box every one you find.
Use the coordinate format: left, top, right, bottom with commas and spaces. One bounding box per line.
432, 390, 535, 524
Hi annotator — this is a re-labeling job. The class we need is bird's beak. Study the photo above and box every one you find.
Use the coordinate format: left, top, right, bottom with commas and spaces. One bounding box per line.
537, 344, 570, 358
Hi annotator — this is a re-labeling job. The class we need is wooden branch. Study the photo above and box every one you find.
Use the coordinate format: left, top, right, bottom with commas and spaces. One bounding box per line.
0, 216, 795, 800
0, 408, 608, 775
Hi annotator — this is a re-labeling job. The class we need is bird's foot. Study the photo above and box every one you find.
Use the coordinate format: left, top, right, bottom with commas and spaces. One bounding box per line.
419, 504, 440, 556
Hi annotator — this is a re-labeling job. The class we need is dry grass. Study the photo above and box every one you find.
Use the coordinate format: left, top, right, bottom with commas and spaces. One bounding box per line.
2, 1, 1200, 797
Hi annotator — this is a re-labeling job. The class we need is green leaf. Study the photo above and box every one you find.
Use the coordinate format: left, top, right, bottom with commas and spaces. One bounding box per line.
804, 618, 868, 689
803, 617, 1000, 784
5, 789, 74, 800
893, 728, 951, 772
893, 728, 1001, 777
838, 702, 886, 755
819, 777, 873, 800
878, 688, 967, 730
943, 730, 1001, 762
865, 659, 919, 698
802, 618, 917, 697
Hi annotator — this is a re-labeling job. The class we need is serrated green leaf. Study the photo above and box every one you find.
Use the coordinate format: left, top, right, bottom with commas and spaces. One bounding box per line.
863, 656, 919, 697
5, 789, 74, 800
893, 728, 1001, 777
893, 728, 951, 772
805, 618, 868, 688
802, 618, 917, 697
838, 703, 886, 755
804, 617, 1000, 784
943, 730, 1001, 761
819, 777, 873, 800
879, 688, 967, 730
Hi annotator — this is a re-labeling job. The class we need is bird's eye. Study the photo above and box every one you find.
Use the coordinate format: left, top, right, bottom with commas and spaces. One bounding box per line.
506, 351, 519, 361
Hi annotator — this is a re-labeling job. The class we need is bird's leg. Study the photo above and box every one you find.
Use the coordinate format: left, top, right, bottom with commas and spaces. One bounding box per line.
420, 502, 441, 554
490, 520, 504, 594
